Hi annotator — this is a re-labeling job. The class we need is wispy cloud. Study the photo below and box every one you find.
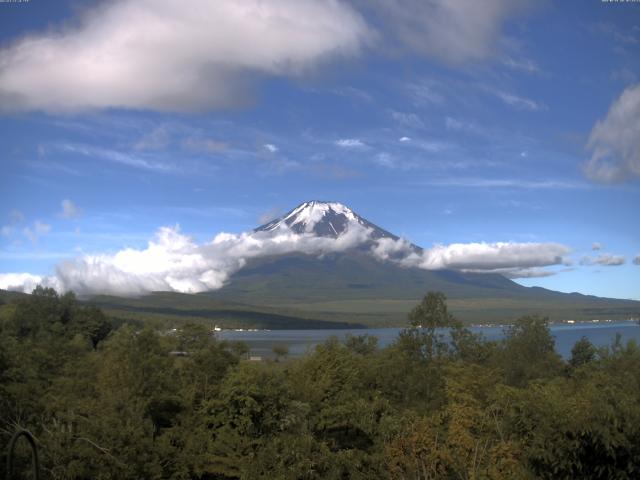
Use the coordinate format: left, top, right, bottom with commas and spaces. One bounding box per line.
182, 137, 228, 153
390, 110, 426, 129
580, 253, 626, 266
366, 0, 535, 64
335, 138, 366, 148
502, 56, 541, 74
406, 80, 445, 105
23, 220, 52, 244
492, 89, 547, 111
585, 83, 640, 183
418, 177, 587, 189
49, 143, 177, 173
61, 199, 81, 219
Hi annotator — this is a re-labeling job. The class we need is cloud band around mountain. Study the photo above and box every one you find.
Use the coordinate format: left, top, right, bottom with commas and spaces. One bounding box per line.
0, 223, 572, 296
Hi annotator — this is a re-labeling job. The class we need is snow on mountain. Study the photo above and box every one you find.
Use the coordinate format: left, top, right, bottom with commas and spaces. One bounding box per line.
255, 200, 399, 241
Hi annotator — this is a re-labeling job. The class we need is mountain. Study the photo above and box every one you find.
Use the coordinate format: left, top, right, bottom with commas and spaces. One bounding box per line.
256, 200, 402, 242
206, 201, 640, 325
79, 200, 640, 328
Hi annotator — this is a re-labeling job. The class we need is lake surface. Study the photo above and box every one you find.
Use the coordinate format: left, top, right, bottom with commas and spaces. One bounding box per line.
217, 321, 640, 359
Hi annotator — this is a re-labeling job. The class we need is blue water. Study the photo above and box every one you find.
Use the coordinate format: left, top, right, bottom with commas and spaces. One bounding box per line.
217, 321, 640, 359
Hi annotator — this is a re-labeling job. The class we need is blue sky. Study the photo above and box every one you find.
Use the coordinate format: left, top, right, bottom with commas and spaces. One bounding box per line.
0, 0, 639, 299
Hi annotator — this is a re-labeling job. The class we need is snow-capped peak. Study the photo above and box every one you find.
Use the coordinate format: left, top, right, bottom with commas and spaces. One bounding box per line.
255, 200, 398, 241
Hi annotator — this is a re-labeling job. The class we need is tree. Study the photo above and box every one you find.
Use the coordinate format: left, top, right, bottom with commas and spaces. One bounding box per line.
272, 343, 289, 361
72, 305, 112, 350
400, 292, 459, 362
408, 291, 453, 330
569, 336, 597, 368
502, 315, 563, 387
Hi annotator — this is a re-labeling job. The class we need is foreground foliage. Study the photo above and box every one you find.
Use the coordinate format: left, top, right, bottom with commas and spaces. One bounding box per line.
1, 288, 640, 479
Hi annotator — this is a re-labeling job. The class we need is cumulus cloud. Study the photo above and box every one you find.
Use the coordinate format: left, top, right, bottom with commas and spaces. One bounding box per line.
364, 0, 534, 64
335, 138, 366, 148
580, 253, 626, 266
592, 242, 602, 251
586, 83, 640, 183
5, 223, 372, 296
0, 0, 369, 113
263, 144, 279, 153
61, 199, 81, 219
634, 255, 640, 266
386, 241, 571, 273
1, 221, 573, 295
369, 238, 572, 279
0, 273, 58, 293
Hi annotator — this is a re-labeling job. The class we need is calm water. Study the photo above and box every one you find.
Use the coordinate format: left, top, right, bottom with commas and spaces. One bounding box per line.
217, 321, 640, 359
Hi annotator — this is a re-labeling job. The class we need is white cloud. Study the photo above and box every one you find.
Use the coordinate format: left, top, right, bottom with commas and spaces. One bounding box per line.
592, 242, 602, 251
374, 153, 396, 168
420, 177, 586, 189
580, 253, 626, 266
61, 199, 81, 219
335, 138, 366, 148
5, 223, 372, 296
634, 255, 640, 266
366, 0, 534, 64
388, 241, 571, 272
406, 80, 445, 105
493, 89, 546, 111
0, 0, 370, 113
0, 273, 57, 293
399, 136, 411, 142
0, 220, 574, 296
502, 56, 540, 74
585, 83, 640, 183
263, 144, 279, 153
444, 116, 484, 135
390, 111, 425, 129
52, 143, 176, 173
23, 221, 52, 243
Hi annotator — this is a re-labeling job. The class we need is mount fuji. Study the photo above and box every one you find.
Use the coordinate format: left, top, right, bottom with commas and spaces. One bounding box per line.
80, 200, 640, 328
255, 200, 401, 242
200, 201, 639, 326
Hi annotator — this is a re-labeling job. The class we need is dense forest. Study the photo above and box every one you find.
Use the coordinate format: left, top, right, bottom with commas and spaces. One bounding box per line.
2, 287, 640, 479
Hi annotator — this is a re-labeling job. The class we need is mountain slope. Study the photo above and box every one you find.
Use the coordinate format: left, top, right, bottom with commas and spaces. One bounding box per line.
205, 250, 640, 325
209, 200, 640, 325
81, 200, 640, 327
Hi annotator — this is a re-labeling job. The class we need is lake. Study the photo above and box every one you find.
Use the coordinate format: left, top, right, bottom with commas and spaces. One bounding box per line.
217, 321, 640, 359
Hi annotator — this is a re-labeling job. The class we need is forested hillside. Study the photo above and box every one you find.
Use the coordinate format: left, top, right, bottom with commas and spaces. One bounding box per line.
2, 288, 640, 479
